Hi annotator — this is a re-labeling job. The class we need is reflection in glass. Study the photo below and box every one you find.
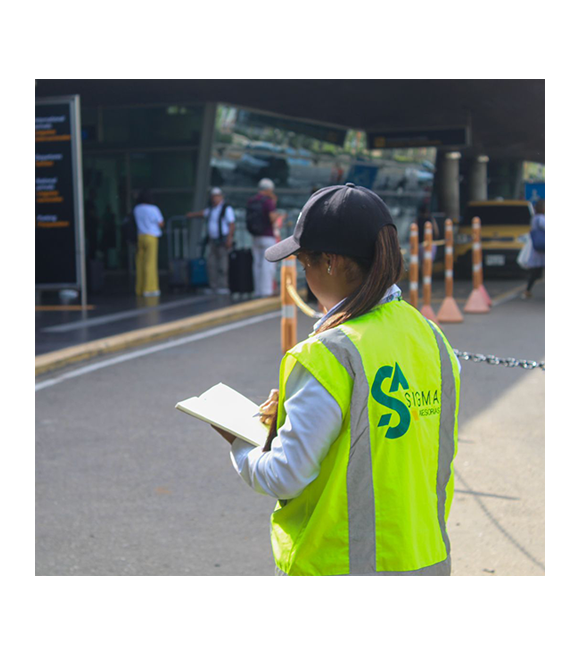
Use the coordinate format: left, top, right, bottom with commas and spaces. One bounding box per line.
210, 104, 437, 259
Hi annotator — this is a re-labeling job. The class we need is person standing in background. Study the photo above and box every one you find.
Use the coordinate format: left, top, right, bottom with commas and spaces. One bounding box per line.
134, 189, 164, 297
246, 178, 286, 298
522, 199, 545, 299
186, 188, 235, 295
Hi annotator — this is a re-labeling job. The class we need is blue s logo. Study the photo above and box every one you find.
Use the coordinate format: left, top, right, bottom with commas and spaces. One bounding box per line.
371, 363, 411, 439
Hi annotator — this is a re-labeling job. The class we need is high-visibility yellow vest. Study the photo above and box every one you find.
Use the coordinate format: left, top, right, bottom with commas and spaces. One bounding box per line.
271, 299, 460, 576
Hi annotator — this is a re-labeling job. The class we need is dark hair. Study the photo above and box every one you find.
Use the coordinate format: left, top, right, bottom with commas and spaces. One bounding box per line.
304, 225, 403, 334
534, 199, 545, 214
262, 225, 403, 451
137, 189, 154, 205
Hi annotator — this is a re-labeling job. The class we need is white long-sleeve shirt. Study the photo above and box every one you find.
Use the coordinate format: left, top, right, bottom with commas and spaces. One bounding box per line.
231, 362, 343, 499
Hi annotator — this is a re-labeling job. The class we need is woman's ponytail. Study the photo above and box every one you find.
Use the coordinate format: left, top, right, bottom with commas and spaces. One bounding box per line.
316, 225, 403, 334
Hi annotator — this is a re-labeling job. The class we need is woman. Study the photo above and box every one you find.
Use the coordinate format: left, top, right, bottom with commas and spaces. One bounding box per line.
134, 189, 164, 297
214, 184, 461, 576
247, 178, 286, 298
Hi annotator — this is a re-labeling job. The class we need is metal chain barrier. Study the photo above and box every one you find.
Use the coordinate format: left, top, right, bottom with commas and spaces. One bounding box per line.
285, 271, 545, 371
452, 350, 545, 371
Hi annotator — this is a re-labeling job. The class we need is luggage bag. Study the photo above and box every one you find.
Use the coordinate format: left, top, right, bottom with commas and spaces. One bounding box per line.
189, 257, 209, 287
228, 247, 254, 295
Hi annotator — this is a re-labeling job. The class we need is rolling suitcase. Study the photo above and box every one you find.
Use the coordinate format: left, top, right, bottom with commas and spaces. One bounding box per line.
228, 247, 254, 295
189, 233, 209, 288
189, 257, 209, 288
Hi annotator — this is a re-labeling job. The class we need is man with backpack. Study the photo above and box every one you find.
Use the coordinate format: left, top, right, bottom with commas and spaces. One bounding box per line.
186, 187, 235, 295
246, 178, 285, 297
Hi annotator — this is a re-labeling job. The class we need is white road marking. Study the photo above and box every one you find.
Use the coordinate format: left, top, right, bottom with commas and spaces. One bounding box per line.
35, 311, 280, 392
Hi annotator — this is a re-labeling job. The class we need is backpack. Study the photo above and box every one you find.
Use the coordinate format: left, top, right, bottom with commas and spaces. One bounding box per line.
530, 228, 545, 252
215, 202, 230, 242
245, 195, 271, 236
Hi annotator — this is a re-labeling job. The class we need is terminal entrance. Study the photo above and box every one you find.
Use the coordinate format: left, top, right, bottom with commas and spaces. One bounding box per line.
83, 153, 130, 293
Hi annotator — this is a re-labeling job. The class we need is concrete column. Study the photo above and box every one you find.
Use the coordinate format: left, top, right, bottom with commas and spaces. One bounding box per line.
193, 102, 217, 211
190, 102, 217, 255
440, 151, 461, 222
468, 155, 489, 201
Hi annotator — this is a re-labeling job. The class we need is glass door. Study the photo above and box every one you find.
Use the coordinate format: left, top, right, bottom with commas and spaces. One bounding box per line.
83, 153, 128, 271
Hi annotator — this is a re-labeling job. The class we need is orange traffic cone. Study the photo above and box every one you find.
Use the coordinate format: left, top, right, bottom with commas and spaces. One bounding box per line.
479, 284, 493, 307
409, 223, 419, 309
437, 219, 464, 323
464, 217, 490, 314
420, 222, 439, 323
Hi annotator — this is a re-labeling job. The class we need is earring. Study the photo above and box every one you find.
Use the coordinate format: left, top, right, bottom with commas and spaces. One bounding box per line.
327, 265, 332, 275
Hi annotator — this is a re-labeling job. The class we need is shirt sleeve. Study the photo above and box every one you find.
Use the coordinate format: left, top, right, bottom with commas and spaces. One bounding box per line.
225, 206, 236, 224
229, 362, 344, 500
154, 205, 164, 223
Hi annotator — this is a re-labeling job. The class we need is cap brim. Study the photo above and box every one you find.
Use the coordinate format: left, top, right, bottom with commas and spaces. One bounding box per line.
264, 235, 301, 262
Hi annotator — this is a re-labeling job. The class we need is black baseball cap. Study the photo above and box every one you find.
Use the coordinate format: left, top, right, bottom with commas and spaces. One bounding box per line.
264, 183, 395, 262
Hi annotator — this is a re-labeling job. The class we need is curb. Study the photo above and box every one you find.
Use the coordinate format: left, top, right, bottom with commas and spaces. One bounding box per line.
35, 296, 283, 376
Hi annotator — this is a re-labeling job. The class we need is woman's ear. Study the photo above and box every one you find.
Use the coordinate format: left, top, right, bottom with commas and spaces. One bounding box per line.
324, 255, 334, 275
325, 254, 336, 275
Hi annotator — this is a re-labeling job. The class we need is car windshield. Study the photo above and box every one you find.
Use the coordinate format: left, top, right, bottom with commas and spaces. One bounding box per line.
465, 204, 532, 226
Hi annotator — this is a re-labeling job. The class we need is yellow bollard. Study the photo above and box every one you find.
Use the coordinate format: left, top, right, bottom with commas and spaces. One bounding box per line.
437, 219, 464, 323
281, 256, 297, 353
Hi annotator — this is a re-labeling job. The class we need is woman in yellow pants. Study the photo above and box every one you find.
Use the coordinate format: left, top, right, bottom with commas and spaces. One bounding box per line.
135, 234, 160, 296
133, 190, 164, 297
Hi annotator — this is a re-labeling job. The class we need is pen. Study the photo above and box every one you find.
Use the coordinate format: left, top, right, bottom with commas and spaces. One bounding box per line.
253, 412, 262, 418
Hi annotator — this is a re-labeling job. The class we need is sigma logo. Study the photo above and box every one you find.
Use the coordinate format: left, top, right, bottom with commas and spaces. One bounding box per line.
371, 363, 440, 439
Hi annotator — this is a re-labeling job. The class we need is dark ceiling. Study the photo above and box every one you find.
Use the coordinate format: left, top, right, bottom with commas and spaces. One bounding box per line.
35, 79, 545, 163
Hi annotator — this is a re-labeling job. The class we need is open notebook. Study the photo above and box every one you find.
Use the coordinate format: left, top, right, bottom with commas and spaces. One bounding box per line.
175, 382, 269, 448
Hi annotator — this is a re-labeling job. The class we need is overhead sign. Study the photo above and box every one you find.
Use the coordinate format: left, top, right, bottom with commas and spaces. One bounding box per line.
525, 182, 545, 204
367, 126, 470, 149
36, 95, 86, 296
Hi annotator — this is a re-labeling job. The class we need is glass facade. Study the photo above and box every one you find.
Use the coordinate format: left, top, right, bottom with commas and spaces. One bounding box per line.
79, 100, 435, 280
210, 104, 436, 254
81, 104, 204, 271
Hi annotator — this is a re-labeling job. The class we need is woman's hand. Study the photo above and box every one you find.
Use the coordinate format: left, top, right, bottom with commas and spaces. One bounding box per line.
258, 389, 279, 428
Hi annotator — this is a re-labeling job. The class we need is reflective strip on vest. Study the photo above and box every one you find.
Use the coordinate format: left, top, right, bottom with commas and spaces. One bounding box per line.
320, 328, 376, 575
427, 321, 457, 558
